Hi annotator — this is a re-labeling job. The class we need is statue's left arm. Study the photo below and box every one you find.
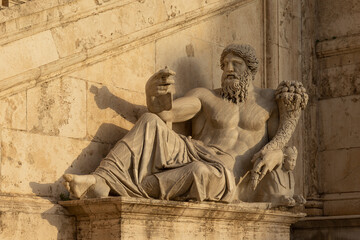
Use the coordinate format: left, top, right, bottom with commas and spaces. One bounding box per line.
251, 81, 308, 185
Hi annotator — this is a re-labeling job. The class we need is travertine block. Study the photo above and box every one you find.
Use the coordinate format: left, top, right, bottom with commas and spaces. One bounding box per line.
162, 0, 212, 18
292, 215, 360, 240
0, 91, 26, 130
60, 197, 305, 240
27, 77, 86, 138
324, 198, 360, 216
156, 33, 213, 97
0, 129, 111, 197
51, 0, 167, 58
86, 83, 146, 144
279, 46, 301, 83
317, 0, 360, 40
212, 45, 224, 89
321, 192, 360, 216
319, 63, 360, 98
69, 43, 155, 93
0, 30, 59, 80
319, 95, 360, 150
0, 195, 76, 240
0, 210, 75, 240
319, 148, 360, 193
179, 0, 264, 87
184, 0, 262, 47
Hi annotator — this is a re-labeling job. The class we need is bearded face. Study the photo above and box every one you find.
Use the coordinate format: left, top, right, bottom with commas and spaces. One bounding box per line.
220, 70, 252, 104
220, 53, 253, 104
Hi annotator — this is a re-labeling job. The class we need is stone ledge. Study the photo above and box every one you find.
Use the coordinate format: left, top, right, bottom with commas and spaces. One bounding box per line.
316, 34, 360, 58
59, 197, 305, 240
292, 215, 360, 240
0, 0, 254, 99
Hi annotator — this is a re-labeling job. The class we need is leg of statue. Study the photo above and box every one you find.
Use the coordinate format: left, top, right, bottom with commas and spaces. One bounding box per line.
141, 161, 226, 201
63, 112, 191, 199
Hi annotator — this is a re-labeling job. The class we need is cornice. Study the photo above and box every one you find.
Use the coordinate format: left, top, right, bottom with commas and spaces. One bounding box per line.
316, 34, 360, 58
0, 0, 255, 99
0, 0, 135, 46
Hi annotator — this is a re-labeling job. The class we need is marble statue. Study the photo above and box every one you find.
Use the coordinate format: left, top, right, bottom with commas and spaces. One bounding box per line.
250, 146, 306, 206
63, 43, 308, 204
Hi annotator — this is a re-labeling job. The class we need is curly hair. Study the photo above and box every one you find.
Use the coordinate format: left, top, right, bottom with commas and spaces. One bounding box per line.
220, 44, 259, 79
283, 146, 298, 157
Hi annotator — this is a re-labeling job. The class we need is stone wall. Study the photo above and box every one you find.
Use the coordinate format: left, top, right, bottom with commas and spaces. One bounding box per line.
1, 0, 298, 239
315, 0, 360, 216
291, 0, 360, 239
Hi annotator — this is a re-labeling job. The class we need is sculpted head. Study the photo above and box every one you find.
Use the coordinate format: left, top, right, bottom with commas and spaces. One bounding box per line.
283, 146, 298, 171
219, 44, 259, 103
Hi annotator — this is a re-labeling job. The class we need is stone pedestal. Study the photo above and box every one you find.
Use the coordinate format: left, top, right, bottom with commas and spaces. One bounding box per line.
292, 215, 360, 240
59, 197, 305, 240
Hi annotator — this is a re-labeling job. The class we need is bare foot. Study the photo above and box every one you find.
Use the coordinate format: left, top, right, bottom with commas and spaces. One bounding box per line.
63, 174, 96, 199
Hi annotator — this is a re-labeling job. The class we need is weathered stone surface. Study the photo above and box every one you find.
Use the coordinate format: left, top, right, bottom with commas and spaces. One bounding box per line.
0, 128, 111, 197
317, 0, 360, 40
27, 77, 86, 138
60, 197, 305, 240
69, 43, 155, 93
322, 192, 360, 216
0, 0, 321, 239
155, 33, 214, 97
279, 46, 301, 83
0, 91, 26, 130
0, 30, 59, 80
0, 195, 76, 240
319, 55, 360, 99
50, 0, 167, 58
319, 95, 360, 150
292, 215, 360, 240
86, 83, 146, 144
319, 148, 360, 194
182, 0, 264, 87
0, 0, 253, 98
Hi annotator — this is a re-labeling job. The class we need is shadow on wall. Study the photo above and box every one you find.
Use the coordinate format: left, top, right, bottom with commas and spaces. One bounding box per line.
29, 85, 148, 198
173, 57, 211, 98
29, 55, 205, 238
28, 85, 148, 239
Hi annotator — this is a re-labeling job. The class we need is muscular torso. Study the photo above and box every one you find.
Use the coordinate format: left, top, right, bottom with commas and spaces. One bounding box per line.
187, 88, 277, 178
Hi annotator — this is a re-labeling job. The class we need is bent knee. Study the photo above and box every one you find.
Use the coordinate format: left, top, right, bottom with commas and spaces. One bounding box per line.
190, 162, 213, 177
139, 112, 164, 125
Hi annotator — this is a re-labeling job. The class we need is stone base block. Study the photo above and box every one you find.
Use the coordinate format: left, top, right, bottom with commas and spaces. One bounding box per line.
59, 197, 305, 240
291, 215, 360, 240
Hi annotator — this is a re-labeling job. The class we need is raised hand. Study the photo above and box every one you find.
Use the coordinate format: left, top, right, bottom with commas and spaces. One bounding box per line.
146, 67, 176, 113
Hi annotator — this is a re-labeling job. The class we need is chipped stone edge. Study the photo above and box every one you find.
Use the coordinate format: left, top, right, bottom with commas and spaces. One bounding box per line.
0, 0, 255, 100
0, 194, 71, 215
59, 197, 306, 223
0, 0, 135, 46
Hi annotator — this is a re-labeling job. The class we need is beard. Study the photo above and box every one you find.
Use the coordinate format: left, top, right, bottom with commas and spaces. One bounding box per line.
220, 69, 252, 104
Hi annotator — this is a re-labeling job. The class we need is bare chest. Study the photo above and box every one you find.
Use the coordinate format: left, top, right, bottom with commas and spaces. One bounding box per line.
202, 96, 272, 131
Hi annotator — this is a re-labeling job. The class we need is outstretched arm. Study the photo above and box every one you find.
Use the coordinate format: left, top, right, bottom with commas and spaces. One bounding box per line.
145, 68, 201, 123
251, 81, 308, 188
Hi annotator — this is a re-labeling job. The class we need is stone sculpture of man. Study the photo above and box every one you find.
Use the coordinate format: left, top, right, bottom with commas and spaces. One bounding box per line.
251, 146, 307, 206
63, 44, 308, 202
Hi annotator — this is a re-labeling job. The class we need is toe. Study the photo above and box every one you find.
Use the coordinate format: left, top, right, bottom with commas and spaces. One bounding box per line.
63, 174, 73, 182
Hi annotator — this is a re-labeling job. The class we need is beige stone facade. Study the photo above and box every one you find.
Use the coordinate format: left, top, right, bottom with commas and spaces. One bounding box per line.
0, 0, 359, 239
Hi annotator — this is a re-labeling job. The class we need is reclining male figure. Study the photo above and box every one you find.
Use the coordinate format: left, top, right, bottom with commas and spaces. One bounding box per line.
63, 44, 308, 202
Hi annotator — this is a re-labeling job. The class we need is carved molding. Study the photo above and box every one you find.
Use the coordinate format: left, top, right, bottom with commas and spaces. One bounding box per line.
60, 197, 305, 239
0, 0, 134, 46
0, 0, 255, 99
316, 34, 360, 58
0, 194, 67, 215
